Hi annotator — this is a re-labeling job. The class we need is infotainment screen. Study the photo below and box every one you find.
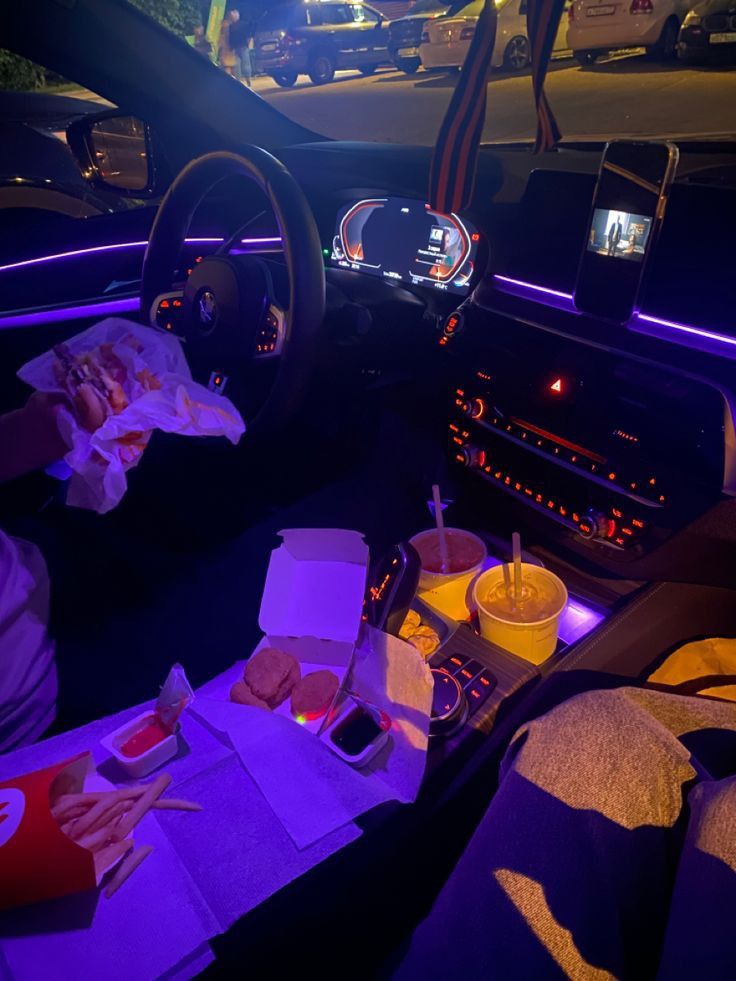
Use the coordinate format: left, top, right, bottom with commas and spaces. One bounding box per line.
330, 197, 480, 295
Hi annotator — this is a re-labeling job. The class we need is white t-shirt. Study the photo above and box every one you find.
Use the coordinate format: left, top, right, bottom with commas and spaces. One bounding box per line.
0, 530, 57, 751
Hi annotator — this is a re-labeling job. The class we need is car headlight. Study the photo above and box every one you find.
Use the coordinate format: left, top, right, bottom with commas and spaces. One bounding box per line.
682, 11, 702, 26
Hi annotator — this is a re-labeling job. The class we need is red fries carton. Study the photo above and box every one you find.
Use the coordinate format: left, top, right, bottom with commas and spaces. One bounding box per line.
0, 753, 101, 911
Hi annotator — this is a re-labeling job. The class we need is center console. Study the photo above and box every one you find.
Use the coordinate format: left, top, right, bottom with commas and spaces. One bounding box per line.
442, 310, 727, 565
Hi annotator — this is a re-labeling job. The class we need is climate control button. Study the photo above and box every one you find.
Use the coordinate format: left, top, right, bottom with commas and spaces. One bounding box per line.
578, 509, 615, 541
460, 445, 486, 468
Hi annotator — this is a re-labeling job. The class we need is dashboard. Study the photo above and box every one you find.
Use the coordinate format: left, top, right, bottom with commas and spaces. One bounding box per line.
329, 196, 480, 296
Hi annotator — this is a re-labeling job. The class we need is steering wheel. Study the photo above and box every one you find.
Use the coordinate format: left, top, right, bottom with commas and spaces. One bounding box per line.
140, 150, 325, 436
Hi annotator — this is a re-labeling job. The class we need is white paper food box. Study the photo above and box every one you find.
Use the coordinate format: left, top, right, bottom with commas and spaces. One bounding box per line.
255, 528, 369, 730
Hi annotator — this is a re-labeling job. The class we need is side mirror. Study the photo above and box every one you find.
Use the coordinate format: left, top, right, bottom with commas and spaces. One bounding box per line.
67, 110, 164, 197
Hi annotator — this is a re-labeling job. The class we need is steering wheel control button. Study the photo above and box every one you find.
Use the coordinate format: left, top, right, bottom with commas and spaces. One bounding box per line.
153, 292, 186, 334
255, 305, 285, 357
208, 372, 228, 395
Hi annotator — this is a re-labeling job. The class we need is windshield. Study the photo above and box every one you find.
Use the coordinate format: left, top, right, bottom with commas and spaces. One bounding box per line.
2, 0, 735, 151
243, 0, 735, 145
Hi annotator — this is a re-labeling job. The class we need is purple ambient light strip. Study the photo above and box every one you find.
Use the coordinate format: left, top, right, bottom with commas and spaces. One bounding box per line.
635, 312, 736, 350
493, 274, 574, 302
0, 297, 140, 329
493, 274, 736, 354
0, 237, 282, 275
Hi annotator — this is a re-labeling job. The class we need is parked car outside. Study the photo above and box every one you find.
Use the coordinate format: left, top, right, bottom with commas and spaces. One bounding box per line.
677, 0, 736, 62
255, 0, 390, 86
566, 0, 689, 65
419, 0, 569, 73
388, 0, 451, 74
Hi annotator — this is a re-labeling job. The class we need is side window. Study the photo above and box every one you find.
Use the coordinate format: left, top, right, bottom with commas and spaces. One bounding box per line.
322, 5, 353, 24
353, 6, 380, 22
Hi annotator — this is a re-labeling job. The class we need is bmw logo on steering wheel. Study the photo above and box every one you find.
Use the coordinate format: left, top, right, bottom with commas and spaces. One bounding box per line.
196, 289, 218, 333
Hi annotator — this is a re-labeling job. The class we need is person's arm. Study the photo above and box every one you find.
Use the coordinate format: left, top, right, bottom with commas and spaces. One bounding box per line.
0, 393, 68, 484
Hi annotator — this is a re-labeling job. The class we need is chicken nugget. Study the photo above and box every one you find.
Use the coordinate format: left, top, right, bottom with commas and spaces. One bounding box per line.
399, 609, 422, 639
291, 670, 340, 721
406, 625, 441, 658
230, 679, 269, 710
245, 647, 301, 708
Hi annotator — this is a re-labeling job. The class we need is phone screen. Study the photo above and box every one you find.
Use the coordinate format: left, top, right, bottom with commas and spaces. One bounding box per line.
574, 141, 677, 323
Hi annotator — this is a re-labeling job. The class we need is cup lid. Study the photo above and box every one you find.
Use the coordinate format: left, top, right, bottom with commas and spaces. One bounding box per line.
473, 564, 567, 626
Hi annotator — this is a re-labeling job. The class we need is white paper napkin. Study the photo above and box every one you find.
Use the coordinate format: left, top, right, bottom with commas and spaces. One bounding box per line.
191, 628, 433, 849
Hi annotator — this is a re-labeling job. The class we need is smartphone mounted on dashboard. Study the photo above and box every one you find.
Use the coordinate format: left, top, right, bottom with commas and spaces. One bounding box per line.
574, 140, 679, 324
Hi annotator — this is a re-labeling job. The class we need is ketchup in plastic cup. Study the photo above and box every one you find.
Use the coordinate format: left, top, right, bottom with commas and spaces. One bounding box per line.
120, 716, 171, 758
472, 563, 568, 665
410, 528, 487, 591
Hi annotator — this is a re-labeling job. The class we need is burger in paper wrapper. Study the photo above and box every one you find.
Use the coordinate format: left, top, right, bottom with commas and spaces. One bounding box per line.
18, 318, 245, 513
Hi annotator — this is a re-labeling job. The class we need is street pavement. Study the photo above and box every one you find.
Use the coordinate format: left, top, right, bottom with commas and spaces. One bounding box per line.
251, 51, 736, 144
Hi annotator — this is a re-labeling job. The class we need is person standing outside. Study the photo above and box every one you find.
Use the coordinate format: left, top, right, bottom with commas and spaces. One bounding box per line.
193, 24, 213, 59
218, 10, 238, 77
229, 10, 253, 87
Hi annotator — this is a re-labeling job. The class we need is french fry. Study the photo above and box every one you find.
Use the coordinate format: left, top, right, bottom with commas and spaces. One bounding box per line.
52, 804, 89, 822
85, 799, 133, 835
151, 798, 202, 812
78, 823, 125, 852
68, 797, 115, 839
94, 838, 134, 877
52, 787, 144, 821
104, 845, 153, 899
115, 774, 171, 838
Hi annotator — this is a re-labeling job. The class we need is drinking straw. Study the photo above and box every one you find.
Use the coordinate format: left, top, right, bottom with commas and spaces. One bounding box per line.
502, 561, 512, 597
512, 532, 522, 604
432, 484, 450, 573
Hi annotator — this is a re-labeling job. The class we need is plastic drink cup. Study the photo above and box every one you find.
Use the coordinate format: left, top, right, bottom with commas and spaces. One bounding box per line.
409, 528, 487, 592
472, 563, 568, 664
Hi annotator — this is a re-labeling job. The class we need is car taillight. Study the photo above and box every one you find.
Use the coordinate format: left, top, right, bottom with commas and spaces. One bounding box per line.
629, 0, 653, 13
460, 26, 475, 39
421, 29, 430, 42
283, 33, 298, 47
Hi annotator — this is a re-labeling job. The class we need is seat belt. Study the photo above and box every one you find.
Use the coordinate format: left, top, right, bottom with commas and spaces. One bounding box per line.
429, 0, 566, 214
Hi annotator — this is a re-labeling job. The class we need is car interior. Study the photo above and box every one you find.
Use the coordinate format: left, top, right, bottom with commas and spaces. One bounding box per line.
1, 0, 736, 975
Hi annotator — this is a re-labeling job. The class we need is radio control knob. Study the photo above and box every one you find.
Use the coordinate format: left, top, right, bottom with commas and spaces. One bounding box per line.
460, 445, 485, 468
578, 509, 614, 540
462, 397, 486, 420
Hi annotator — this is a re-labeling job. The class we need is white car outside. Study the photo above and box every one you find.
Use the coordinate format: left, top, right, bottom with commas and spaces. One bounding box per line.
419, 0, 570, 72
566, 0, 689, 63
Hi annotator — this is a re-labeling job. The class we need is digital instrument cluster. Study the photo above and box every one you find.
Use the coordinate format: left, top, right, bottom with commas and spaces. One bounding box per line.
330, 196, 480, 296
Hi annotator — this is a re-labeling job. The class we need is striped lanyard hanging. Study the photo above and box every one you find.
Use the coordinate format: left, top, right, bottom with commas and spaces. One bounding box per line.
429, 0, 567, 215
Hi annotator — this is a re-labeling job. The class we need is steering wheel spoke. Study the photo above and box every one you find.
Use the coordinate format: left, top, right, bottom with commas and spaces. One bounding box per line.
254, 302, 286, 359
